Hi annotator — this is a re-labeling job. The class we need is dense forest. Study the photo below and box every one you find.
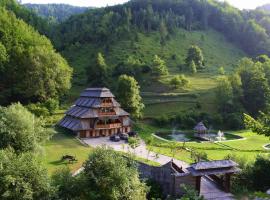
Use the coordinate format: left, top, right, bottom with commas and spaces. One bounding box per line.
51, 0, 270, 56
0, 0, 270, 199
24, 4, 90, 22
0, 0, 72, 105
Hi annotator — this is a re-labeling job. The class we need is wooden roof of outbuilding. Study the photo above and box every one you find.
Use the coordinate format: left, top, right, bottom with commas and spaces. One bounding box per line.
191, 160, 238, 170
194, 122, 207, 131
187, 160, 241, 176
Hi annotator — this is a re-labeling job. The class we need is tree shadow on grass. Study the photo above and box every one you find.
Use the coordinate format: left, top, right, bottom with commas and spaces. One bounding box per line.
49, 160, 76, 166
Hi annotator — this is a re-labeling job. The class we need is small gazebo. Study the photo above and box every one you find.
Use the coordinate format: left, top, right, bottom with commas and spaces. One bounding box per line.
194, 122, 207, 135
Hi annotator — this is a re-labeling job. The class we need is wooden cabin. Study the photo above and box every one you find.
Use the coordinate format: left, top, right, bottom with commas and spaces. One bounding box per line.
58, 88, 131, 138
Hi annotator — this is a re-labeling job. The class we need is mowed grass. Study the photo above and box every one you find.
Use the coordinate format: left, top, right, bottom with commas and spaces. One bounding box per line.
136, 123, 270, 164
42, 131, 92, 174
42, 127, 160, 174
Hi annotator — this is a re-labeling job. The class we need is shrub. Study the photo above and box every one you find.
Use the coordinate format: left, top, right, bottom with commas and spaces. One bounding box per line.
128, 137, 140, 149
27, 103, 50, 117
191, 150, 208, 163
180, 184, 204, 200
154, 115, 170, 127
146, 179, 163, 200
224, 113, 244, 130
43, 98, 59, 114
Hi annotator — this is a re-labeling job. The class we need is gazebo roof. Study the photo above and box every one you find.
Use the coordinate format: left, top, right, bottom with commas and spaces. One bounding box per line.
194, 122, 207, 131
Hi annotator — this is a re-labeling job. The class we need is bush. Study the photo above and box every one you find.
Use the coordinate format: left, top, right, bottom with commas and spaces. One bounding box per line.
180, 184, 204, 200
43, 98, 59, 114
27, 98, 59, 117
146, 179, 163, 200
128, 137, 140, 149
154, 114, 170, 127
224, 113, 244, 130
229, 155, 270, 194
27, 103, 50, 117
191, 150, 208, 163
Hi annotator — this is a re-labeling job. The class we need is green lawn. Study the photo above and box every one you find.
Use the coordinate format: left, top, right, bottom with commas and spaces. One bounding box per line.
43, 131, 93, 174
42, 128, 160, 174
136, 123, 270, 164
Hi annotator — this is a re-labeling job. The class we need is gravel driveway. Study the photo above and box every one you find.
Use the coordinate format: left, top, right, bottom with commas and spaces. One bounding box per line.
82, 137, 189, 168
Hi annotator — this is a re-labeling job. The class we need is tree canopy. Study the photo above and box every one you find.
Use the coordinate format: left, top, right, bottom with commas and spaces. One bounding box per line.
117, 75, 144, 118
88, 52, 109, 87
152, 55, 169, 76
170, 75, 189, 89
0, 149, 51, 200
83, 147, 148, 200
185, 45, 204, 70
0, 7, 72, 105
0, 103, 52, 153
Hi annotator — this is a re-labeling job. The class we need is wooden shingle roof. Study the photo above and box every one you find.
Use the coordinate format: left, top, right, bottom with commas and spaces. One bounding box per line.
191, 160, 238, 170
194, 122, 207, 131
187, 160, 241, 176
80, 88, 114, 98
58, 87, 131, 131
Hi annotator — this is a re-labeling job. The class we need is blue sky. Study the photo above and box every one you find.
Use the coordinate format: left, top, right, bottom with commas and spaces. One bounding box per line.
20, 0, 270, 9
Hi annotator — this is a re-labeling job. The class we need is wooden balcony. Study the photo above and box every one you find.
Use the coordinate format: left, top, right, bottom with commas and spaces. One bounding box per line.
98, 112, 116, 116
101, 103, 113, 107
96, 123, 122, 129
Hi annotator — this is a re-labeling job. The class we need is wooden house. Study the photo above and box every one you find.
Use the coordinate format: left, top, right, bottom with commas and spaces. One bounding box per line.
58, 88, 131, 138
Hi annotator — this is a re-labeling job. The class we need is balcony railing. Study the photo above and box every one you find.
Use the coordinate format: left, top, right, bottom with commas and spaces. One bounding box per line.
96, 123, 122, 129
101, 103, 113, 107
98, 112, 116, 116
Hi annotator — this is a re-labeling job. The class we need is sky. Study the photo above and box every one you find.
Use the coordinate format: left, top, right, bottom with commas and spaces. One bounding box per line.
20, 0, 270, 10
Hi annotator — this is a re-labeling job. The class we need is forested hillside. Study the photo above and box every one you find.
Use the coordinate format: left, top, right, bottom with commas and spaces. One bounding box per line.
0, 1, 72, 105
53, 0, 270, 56
24, 4, 90, 22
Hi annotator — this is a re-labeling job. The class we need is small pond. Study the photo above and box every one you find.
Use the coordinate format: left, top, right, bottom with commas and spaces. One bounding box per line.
155, 130, 243, 142
264, 144, 270, 150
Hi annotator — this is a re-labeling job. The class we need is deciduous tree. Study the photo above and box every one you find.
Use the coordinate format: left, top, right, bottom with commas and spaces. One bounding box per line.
117, 75, 144, 118
83, 147, 148, 200
0, 149, 52, 200
88, 52, 109, 87
0, 103, 52, 153
185, 45, 204, 70
152, 55, 169, 76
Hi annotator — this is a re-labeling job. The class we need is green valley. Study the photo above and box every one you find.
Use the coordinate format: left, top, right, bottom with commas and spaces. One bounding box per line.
1, 0, 270, 199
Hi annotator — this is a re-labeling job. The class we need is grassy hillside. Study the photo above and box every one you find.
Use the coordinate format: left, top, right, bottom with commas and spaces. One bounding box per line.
62, 28, 245, 117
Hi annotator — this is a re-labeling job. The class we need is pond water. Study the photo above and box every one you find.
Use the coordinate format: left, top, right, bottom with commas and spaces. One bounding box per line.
155, 131, 242, 142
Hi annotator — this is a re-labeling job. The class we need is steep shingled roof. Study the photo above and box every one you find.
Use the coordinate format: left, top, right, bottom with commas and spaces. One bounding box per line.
58, 88, 130, 131
80, 88, 114, 98
194, 122, 207, 131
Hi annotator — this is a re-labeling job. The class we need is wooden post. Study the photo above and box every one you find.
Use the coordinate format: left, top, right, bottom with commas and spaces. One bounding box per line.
224, 173, 231, 193
195, 176, 201, 193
